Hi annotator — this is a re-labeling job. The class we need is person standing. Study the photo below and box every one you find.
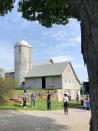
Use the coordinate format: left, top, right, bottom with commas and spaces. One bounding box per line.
31, 91, 37, 108
85, 95, 90, 110
63, 94, 69, 115
76, 93, 79, 103
22, 90, 27, 108
47, 91, 52, 110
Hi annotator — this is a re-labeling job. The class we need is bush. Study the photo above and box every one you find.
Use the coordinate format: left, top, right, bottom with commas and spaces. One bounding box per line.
0, 77, 17, 104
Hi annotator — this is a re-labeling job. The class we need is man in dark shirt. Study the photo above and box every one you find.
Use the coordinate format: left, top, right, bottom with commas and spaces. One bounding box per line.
47, 91, 52, 110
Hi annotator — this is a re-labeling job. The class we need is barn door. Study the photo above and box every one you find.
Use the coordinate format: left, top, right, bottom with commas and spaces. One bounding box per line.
42, 77, 46, 89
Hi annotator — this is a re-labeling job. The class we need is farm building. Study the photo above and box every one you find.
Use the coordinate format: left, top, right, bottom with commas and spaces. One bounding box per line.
5, 40, 81, 100
25, 62, 81, 100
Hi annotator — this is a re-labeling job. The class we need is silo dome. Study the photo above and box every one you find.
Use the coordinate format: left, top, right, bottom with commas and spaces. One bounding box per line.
15, 40, 31, 47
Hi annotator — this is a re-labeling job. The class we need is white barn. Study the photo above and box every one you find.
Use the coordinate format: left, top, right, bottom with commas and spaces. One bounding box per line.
25, 62, 81, 100
5, 40, 81, 101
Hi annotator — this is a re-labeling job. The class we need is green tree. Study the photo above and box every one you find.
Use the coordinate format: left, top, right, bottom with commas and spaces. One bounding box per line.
0, 77, 17, 103
0, 0, 15, 16
0, 0, 98, 130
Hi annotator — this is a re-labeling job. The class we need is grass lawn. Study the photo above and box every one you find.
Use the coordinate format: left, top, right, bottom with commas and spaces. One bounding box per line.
0, 90, 81, 110
0, 101, 81, 110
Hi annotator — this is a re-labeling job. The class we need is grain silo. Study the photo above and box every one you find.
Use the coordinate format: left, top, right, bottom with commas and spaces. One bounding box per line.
14, 40, 32, 85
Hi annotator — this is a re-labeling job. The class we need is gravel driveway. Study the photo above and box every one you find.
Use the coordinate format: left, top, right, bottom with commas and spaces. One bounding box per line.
0, 109, 90, 131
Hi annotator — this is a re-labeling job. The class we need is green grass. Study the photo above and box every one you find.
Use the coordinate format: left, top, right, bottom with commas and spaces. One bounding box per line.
0, 90, 81, 110
0, 100, 80, 110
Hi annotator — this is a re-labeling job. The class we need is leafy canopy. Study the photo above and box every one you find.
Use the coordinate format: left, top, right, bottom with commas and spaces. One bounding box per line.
18, 0, 70, 27
0, 0, 70, 27
0, 0, 15, 16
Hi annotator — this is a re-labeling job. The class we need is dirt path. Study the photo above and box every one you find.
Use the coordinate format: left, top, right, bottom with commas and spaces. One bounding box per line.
0, 109, 90, 131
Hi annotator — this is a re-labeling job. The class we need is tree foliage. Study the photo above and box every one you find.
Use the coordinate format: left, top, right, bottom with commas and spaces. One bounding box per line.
0, 77, 17, 103
0, 0, 71, 27
0, 0, 81, 27
0, 0, 15, 16
18, 0, 70, 27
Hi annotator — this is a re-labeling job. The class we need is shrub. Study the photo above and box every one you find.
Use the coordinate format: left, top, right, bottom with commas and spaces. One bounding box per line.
0, 77, 17, 104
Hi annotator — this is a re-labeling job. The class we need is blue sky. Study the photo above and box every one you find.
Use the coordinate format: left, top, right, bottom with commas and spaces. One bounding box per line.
0, 2, 88, 82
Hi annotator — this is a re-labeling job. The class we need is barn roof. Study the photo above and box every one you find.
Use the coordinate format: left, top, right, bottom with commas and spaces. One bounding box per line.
26, 62, 69, 78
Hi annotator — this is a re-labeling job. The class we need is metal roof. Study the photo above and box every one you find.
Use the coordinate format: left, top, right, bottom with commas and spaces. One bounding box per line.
32, 59, 53, 67
26, 62, 69, 78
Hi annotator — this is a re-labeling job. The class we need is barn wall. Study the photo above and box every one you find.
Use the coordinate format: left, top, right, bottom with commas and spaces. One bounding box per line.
25, 77, 42, 89
25, 75, 62, 89
62, 64, 81, 100
46, 76, 62, 89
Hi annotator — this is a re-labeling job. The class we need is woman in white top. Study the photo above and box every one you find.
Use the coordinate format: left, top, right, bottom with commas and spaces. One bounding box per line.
63, 94, 69, 115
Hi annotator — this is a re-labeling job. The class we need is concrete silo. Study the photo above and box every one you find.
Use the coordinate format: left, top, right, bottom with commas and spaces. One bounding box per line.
14, 40, 32, 86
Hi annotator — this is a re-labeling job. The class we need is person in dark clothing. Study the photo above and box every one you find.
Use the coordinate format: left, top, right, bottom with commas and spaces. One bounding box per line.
81, 100, 84, 106
47, 91, 52, 110
76, 94, 79, 103
63, 94, 69, 115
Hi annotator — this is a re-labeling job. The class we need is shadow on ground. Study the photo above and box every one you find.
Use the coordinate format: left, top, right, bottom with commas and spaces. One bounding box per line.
0, 111, 70, 131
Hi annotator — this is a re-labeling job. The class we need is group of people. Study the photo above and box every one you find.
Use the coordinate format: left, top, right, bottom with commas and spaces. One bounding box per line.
22, 90, 37, 108
23, 90, 90, 114
22, 90, 52, 110
22, 90, 69, 114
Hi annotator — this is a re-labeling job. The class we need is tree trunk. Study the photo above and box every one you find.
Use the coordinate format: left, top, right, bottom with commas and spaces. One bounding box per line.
80, 0, 98, 131
68, 0, 81, 20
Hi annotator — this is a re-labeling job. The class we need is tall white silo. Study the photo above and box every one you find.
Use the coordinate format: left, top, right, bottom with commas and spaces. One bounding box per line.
14, 40, 32, 85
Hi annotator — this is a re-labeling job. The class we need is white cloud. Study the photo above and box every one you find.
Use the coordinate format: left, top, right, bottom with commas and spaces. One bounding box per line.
43, 30, 67, 42
41, 19, 81, 48
52, 55, 74, 62
68, 36, 81, 46
72, 63, 84, 68
75, 36, 81, 43
52, 31, 66, 41
0, 41, 14, 70
72, 62, 88, 82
